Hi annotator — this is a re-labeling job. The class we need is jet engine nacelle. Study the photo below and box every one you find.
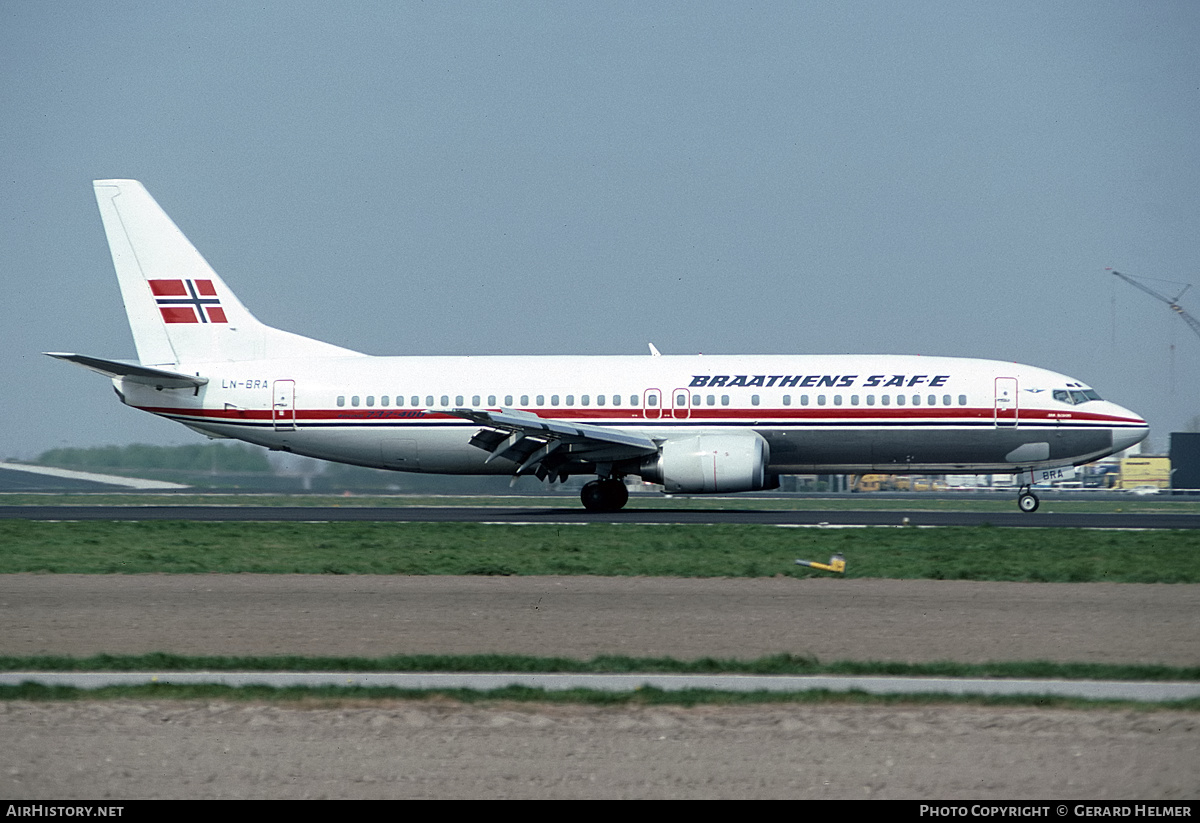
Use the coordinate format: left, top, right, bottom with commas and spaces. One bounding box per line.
639, 432, 773, 493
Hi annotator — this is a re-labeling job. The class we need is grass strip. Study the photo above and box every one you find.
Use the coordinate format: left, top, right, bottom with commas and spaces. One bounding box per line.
1, 653, 1196, 681
1, 520, 1197, 581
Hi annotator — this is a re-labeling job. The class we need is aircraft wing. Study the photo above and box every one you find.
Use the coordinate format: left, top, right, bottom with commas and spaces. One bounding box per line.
437, 407, 659, 479
44, 353, 208, 390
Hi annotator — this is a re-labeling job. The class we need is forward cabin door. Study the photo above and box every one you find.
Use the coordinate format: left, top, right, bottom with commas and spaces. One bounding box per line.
994, 377, 1018, 427
272, 379, 297, 431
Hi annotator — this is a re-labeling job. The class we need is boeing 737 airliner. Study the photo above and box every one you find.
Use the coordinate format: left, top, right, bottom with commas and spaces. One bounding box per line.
49, 180, 1148, 512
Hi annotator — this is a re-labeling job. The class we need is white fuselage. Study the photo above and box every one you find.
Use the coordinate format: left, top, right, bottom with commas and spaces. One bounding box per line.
118, 352, 1148, 478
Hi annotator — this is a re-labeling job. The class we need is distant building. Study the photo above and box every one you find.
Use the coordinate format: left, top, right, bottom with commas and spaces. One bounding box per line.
1118, 455, 1170, 490
1169, 433, 1200, 491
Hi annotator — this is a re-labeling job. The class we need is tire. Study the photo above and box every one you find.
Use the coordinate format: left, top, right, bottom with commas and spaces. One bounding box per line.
1018, 492, 1039, 513
580, 479, 629, 512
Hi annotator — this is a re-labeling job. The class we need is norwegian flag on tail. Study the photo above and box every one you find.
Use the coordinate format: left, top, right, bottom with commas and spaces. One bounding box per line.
149, 279, 228, 324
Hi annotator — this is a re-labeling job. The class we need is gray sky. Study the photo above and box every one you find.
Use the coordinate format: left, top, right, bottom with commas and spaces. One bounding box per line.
2, 1, 1198, 458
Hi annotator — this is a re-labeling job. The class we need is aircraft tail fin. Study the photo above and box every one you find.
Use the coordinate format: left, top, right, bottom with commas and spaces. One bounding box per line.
92, 180, 362, 366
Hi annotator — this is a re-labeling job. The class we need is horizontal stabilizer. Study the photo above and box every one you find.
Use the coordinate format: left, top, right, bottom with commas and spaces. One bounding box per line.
44, 352, 208, 390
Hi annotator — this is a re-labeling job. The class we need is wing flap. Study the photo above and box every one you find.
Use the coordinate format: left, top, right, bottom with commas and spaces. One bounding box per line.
440, 408, 658, 476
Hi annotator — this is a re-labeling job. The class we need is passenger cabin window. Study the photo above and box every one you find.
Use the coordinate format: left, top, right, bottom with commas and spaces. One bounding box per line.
337, 396, 345, 407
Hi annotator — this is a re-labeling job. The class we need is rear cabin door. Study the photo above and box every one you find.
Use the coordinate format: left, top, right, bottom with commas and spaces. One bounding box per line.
272, 379, 297, 431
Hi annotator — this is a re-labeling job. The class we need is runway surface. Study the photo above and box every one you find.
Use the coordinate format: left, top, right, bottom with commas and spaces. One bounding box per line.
4, 503, 1200, 528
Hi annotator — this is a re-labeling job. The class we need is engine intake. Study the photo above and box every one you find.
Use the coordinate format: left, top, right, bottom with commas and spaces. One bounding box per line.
639, 432, 772, 493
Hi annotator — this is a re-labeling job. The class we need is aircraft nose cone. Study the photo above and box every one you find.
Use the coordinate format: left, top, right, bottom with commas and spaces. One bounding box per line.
1111, 406, 1149, 454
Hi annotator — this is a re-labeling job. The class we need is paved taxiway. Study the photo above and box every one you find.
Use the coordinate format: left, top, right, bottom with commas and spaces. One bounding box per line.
3, 503, 1200, 528
4, 671, 1198, 702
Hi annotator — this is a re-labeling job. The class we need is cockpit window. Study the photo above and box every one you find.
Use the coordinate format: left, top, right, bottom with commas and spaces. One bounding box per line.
1054, 388, 1103, 405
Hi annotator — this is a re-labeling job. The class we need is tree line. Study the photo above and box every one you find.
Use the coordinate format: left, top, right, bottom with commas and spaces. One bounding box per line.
34, 443, 272, 473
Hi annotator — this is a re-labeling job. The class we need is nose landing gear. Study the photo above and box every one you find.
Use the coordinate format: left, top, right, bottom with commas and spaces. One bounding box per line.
1017, 485, 1040, 513
581, 477, 629, 512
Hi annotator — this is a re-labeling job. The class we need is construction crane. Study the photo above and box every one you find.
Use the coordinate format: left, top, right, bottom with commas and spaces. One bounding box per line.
1110, 269, 1200, 343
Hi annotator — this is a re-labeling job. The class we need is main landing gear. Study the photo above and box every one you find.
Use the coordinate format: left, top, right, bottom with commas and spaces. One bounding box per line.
1017, 485, 1040, 513
581, 478, 629, 513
